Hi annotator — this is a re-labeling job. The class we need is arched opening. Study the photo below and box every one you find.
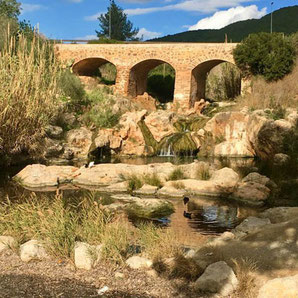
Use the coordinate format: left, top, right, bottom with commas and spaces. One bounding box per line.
73, 58, 117, 86
128, 59, 176, 104
191, 60, 241, 105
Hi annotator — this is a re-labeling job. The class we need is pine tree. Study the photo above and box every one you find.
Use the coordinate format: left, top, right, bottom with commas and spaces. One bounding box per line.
96, 0, 139, 41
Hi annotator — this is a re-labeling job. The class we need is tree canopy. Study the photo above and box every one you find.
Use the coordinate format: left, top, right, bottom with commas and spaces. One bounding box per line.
96, 0, 139, 41
233, 32, 296, 81
0, 0, 21, 19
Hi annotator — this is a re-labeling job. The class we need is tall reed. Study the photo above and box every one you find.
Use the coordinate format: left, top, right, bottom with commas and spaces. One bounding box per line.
0, 29, 60, 162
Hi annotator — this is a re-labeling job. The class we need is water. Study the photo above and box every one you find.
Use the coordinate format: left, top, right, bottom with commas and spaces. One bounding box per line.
0, 157, 263, 246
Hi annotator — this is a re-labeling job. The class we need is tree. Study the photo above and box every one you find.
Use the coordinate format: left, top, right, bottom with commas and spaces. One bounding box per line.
96, 0, 139, 41
0, 0, 21, 19
233, 32, 295, 81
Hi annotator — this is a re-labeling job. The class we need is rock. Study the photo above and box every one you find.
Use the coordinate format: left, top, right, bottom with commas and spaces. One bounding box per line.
125, 197, 174, 219
61, 148, 74, 160
20, 240, 47, 262
134, 184, 158, 196
214, 140, 254, 157
44, 138, 64, 158
257, 274, 298, 298
273, 153, 291, 166
157, 185, 186, 198
102, 203, 127, 213
94, 131, 110, 148
184, 249, 197, 259
104, 181, 128, 193
220, 231, 235, 240
144, 111, 176, 142
74, 242, 102, 270
146, 269, 158, 278
242, 172, 270, 186
195, 261, 238, 296
0, 236, 16, 253
126, 256, 153, 269
65, 127, 93, 159
45, 125, 63, 139
210, 167, 239, 193
134, 92, 156, 111
63, 113, 78, 127
260, 207, 298, 224
14, 164, 79, 188
233, 217, 271, 235
115, 272, 124, 279
232, 182, 270, 205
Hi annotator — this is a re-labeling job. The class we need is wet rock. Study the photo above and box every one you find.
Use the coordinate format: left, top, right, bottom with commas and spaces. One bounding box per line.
157, 185, 186, 198
15, 164, 79, 188
231, 182, 270, 205
260, 207, 298, 224
61, 148, 74, 160
257, 274, 298, 298
195, 261, 238, 296
0, 236, 16, 253
242, 172, 270, 186
74, 242, 102, 270
126, 256, 153, 269
45, 125, 63, 139
273, 153, 291, 166
65, 127, 93, 159
44, 138, 64, 158
20, 240, 47, 262
134, 184, 159, 196
102, 203, 127, 213
233, 216, 271, 236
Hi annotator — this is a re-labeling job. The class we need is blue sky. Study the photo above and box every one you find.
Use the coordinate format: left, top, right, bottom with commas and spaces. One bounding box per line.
19, 0, 297, 40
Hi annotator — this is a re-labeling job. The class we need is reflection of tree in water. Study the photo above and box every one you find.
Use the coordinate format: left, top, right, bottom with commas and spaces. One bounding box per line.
187, 205, 240, 235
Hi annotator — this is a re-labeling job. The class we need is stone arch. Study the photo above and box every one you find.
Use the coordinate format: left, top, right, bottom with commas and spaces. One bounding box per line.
190, 59, 240, 106
72, 57, 117, 77
128, 59, 176, 98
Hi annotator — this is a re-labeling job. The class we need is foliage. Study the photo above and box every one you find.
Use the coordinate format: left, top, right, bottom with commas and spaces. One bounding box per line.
143, 173, 163, 188
195, 163, 211, 180
233, 32, 295, 81
57, 70, 88, 112
96, 0, 138, 41
0, 15, 18, 49
0, 33, 60, 163
88, 37, 123, 44
0, 0, 20, 19
171, 181, 185, 189
206, 63, 241, 101
152, 6, 298, 42
82, 88, 121, 128
167, 168, 186, 181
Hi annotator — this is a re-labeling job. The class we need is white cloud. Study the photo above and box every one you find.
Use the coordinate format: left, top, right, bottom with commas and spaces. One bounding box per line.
188, 5, 267, 30
21, 3, 44, 14
136, 28, 162, 40
74, 35, 97, 40
123, 0, 256, 16
85, 11, 104, 21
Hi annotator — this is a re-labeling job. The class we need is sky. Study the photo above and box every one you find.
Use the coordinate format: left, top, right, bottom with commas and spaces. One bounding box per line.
19, 0, 297, 40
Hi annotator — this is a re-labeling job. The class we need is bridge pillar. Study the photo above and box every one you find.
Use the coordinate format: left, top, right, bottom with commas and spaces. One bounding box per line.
114, 66, 130, 96
173, 69, 192, 110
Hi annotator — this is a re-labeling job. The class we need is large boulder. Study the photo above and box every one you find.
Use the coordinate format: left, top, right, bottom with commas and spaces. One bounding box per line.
45, 125, 63, 139
242, 172, 270, 186
210, 167, 239, 193
65, 127, 93, 159
257, 274, 298, 298
20, 240, 47, 262
15, 164, 79, 188
74, 242, 102, 270
231, 182, 270, 205
0, 236, 16, 253
195, 261, 238, 296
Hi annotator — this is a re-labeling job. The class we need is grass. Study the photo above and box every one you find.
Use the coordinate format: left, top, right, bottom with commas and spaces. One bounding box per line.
167, 168, 186, 181
171, 181, 185, 190
195, 164, 211, 180
0, 192, 182, 265
143, 173, 163, 188
120, 173, 163, 192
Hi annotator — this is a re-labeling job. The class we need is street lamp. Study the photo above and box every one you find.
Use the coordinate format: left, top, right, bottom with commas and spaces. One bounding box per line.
109, 0, 112, 39
270, 2, 274, 34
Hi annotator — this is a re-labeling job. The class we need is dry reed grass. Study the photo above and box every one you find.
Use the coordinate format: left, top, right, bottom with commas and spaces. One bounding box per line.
0, 29, 60, 162
236, 63, 298, 111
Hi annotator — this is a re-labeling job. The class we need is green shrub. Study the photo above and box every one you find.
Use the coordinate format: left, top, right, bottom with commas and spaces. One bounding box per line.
143, 173, 163, 188
233, 32, 295, 81
196, 164, 211, 180
168, 168, 186, 181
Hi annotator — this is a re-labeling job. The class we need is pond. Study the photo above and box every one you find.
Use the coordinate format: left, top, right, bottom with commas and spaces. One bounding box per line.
0, 157, 266, 248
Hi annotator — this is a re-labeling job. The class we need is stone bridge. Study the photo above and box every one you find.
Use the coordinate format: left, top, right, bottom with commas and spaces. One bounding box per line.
56, 43, 238, 109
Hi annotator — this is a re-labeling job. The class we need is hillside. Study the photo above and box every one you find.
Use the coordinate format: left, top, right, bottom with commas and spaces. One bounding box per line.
151, 6, 298, 42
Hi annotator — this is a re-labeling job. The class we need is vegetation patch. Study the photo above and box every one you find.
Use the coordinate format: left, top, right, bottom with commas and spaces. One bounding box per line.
167, 168, 186, 181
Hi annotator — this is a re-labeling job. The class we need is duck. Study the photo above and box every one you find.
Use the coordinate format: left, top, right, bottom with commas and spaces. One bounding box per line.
183, 196, 192, 219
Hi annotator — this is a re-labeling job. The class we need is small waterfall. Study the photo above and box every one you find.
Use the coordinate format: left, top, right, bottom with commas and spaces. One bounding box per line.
159, 143, 174, 157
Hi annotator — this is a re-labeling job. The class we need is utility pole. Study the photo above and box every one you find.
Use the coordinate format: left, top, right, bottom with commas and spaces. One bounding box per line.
270, 2, 274, 34
109, 0, 112, 39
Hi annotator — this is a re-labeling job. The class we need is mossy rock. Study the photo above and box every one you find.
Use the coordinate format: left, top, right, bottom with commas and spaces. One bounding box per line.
125, 198, 174, 219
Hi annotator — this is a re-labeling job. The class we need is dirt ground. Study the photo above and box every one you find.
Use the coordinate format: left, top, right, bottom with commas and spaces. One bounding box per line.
0, 250, 200, 298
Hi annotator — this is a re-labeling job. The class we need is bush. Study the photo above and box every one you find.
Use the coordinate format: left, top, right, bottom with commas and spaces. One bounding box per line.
233, 32, 295, 81
167, 168, 186, 181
